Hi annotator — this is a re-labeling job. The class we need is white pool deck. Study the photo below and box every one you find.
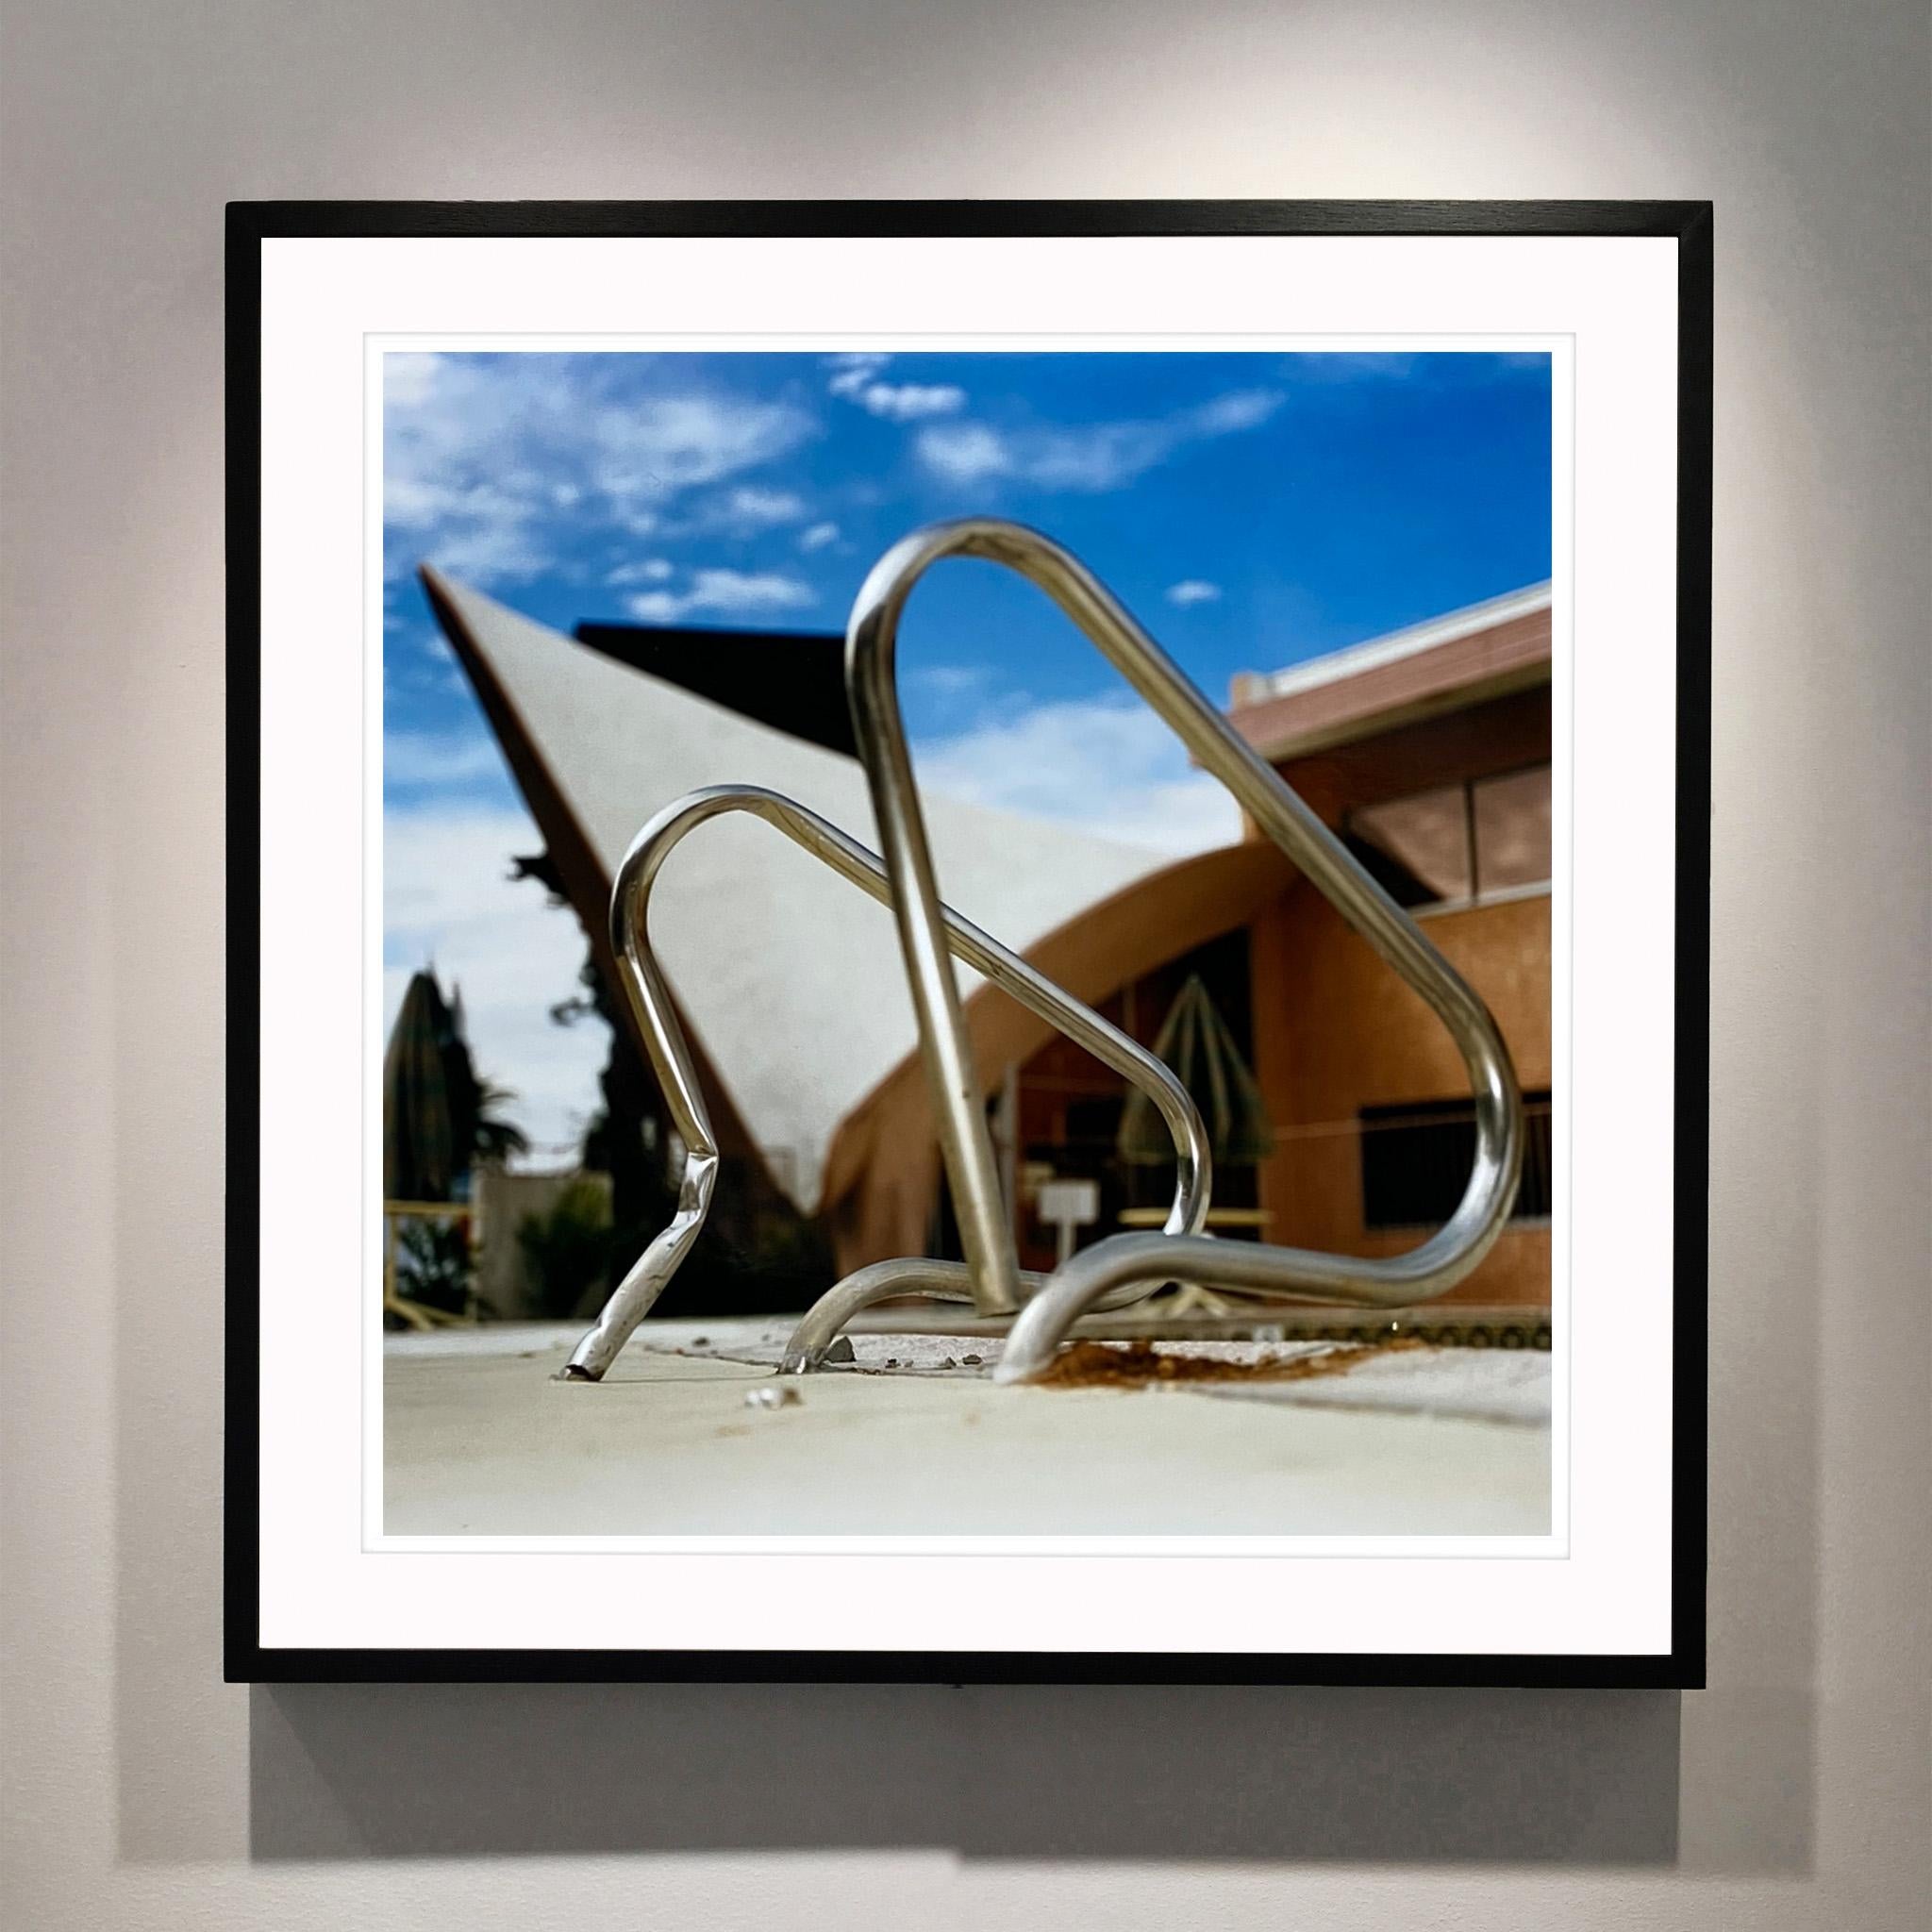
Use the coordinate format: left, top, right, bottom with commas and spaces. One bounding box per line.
384, 1319, 1552, 1539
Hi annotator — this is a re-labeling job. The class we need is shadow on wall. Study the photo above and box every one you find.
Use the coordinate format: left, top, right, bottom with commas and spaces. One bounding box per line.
250, 1681, 1684, 1865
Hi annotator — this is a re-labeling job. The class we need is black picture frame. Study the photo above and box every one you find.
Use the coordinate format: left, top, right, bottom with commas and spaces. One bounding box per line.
226, 198, 1711, 1688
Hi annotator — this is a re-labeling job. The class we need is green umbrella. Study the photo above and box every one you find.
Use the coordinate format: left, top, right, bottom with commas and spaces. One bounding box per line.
1116, 972, 1275, 1167
383, 970, 458, 1201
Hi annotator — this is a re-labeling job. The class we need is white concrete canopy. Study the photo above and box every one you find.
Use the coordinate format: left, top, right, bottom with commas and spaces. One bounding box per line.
425, 572, 1187, 1212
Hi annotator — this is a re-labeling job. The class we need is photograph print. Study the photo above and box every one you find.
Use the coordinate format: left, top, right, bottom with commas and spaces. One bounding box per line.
232, 207, 1707, 1679
378, 343, 1558, 1539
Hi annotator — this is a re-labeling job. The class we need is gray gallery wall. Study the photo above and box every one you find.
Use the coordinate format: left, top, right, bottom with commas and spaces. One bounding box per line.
2, 1, 1925, 1924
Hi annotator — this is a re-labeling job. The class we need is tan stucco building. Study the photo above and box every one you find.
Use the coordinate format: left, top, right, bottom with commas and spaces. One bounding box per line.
856, 582, 1556, 1306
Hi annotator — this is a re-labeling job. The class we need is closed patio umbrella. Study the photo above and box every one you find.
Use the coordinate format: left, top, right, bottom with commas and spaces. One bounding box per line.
1116, 972, 1275, 1168
383, 970, 458, 1202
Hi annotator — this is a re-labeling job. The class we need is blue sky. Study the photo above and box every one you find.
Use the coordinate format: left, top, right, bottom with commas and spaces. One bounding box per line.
383, 348, 1550, 1159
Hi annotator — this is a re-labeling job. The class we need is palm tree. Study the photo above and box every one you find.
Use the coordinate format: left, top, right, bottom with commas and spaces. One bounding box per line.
469, 1078, 530, 1166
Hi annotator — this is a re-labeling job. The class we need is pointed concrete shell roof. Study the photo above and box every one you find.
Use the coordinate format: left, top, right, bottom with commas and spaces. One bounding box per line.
423, 570, 1182, 1214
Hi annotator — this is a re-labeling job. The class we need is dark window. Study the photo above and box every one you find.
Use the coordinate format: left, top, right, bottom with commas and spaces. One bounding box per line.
1345, 764, 1552, 910
1347, 783, 1472, 906
1359, 1090, 1553, 1229
1062, 1094, 1125, 1147
1472, 764, 1553, 894
1024, 1095, 1132, 1235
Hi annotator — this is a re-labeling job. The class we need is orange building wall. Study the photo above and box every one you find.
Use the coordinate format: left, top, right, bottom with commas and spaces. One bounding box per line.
1250, 885, 1553, 1306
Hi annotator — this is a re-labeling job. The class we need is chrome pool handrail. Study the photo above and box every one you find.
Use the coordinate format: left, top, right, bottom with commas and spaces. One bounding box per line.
843, 519, 1525, 1384
563, 782, 1212, 1382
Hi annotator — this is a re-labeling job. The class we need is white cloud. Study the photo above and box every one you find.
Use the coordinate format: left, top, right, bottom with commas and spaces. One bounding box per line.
621, 591, 685, 623
381, 474, 553, 583
913, 695, 1243, 857
1191, 390, 1281, 434
1166, 579, 1223, 608
687, 567, 815, 611
587, 397, 813, 514
605, 558, 675, 586
624, 568, 817, 624
1288, 351, 1424, 384
382, 353, 815, 587
916, 388, 1283, 494
915, 423, 1011, 486
718, 485, 806, 525
383, 351, 445, 408
607, 482, 813, 542
824, 351, 966, 422
824, 351, 891, 398
797, 521, 841, 553
383, 803, 609, 1165
381, 629, 464, 703
400, 518, 555, 585
384, 729, 504, 789
910, 663, 991, 702
856, 382, 966, 421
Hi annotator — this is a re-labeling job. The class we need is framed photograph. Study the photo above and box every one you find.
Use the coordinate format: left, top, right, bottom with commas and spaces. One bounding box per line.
227, 199, 1710, 1684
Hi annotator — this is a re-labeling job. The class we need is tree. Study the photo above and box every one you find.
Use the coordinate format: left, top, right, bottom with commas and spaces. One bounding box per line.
515, 852, 672, 1254
432, 979, 528, 1177
515, 1177, 618, 1321
462, 1075, 530, 1169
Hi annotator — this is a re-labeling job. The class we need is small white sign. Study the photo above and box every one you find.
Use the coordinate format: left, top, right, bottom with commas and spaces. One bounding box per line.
1035, 1178, 1099, 1228
1035, 1177, 1100, 1264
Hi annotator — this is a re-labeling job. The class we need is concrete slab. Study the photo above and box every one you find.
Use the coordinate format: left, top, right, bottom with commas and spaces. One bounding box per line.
384, 1321, 1551, 1539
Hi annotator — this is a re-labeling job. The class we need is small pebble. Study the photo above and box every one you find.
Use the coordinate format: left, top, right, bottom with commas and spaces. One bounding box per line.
941, 1357, 958, 1371
823, 1337, 857, 1364
743, 1385, 800, 1410
961, 1353, 984, 1367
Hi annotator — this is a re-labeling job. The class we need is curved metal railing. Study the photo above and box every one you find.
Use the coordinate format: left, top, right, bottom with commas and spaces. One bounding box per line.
842, 519, 1525, 1385
562, 782, 1212, 1382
